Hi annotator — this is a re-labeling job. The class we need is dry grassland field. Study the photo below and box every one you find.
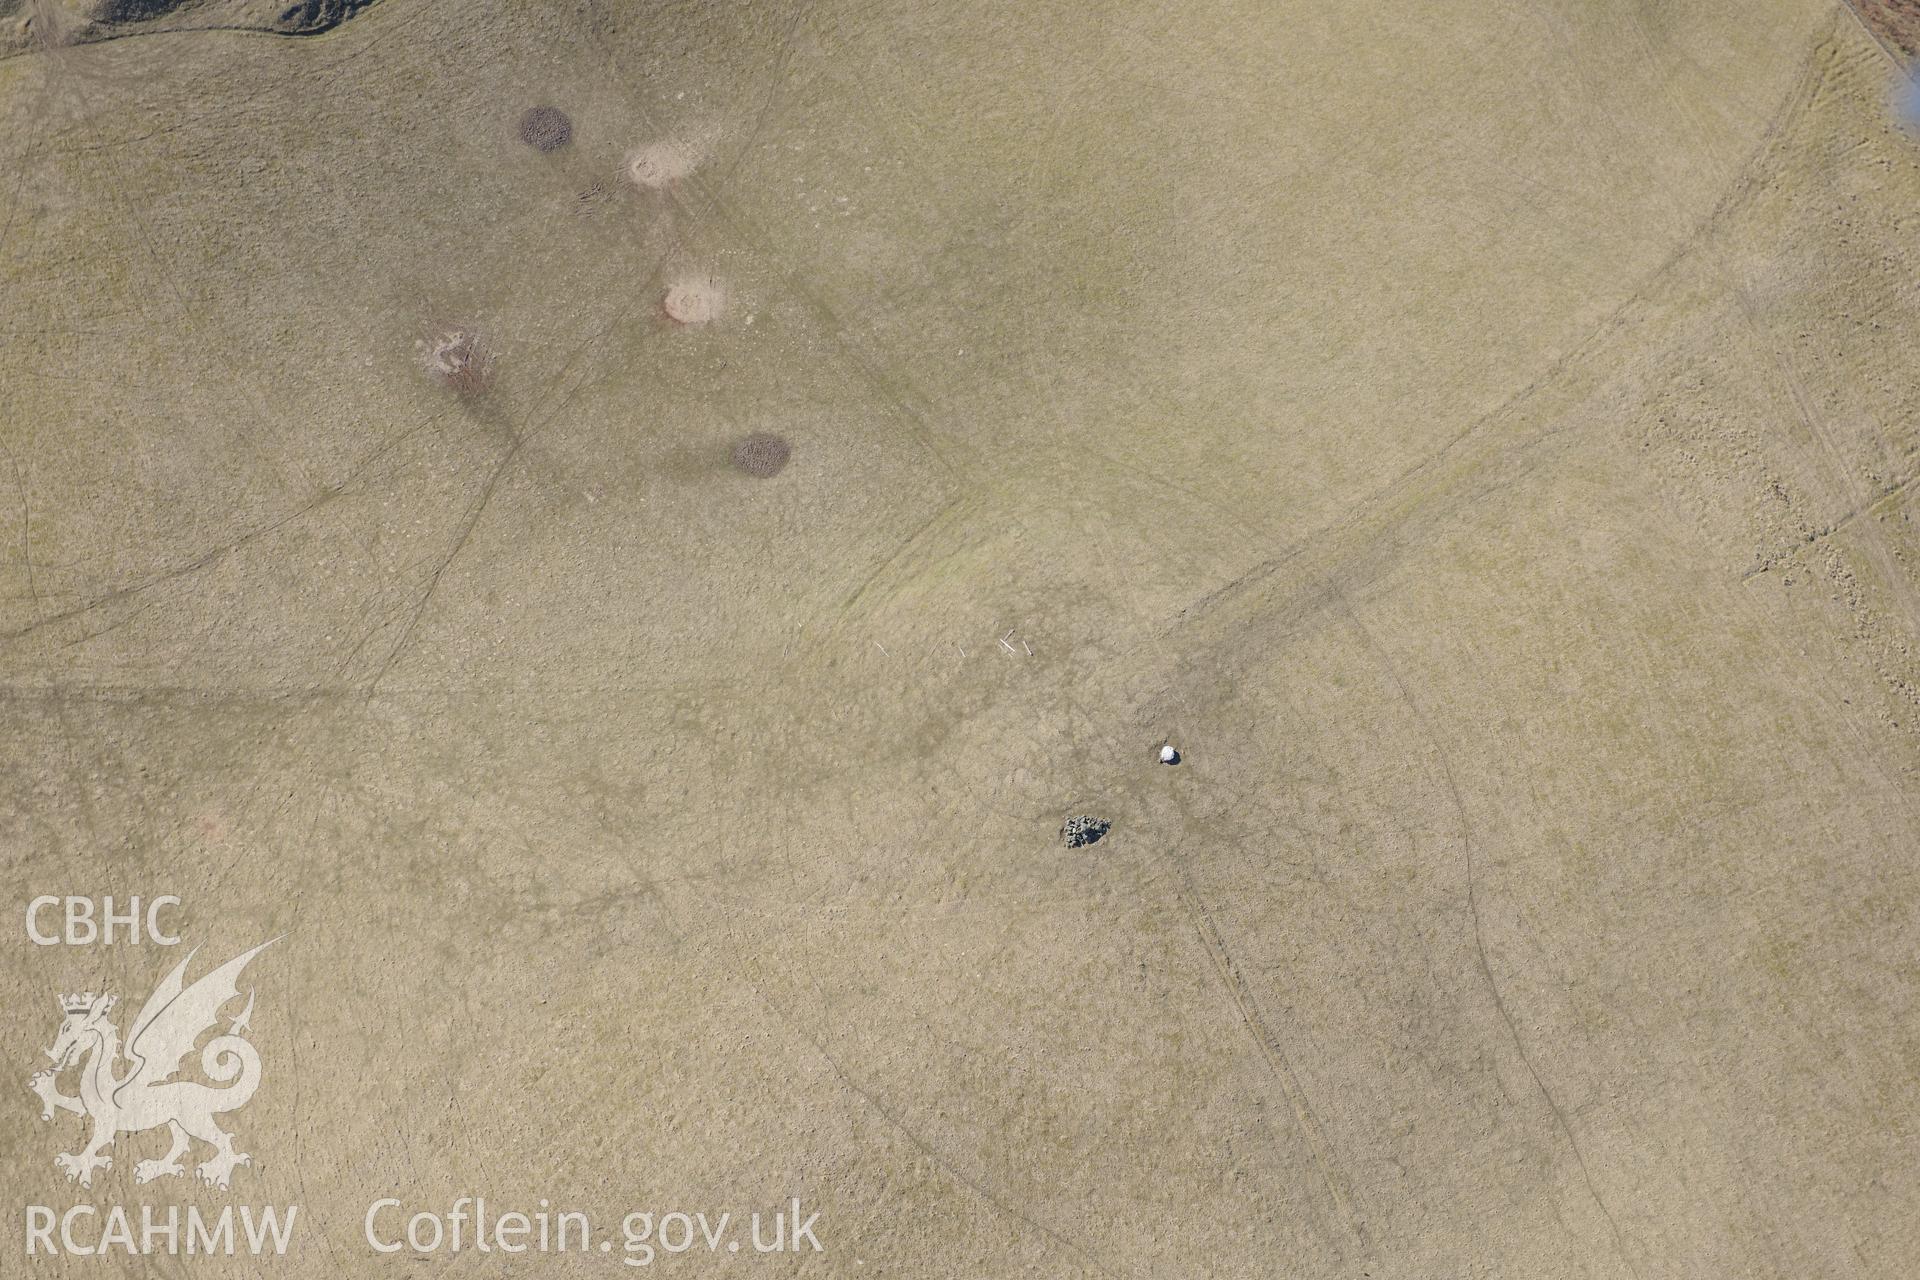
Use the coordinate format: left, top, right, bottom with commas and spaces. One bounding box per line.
3, 0, 1920, 1276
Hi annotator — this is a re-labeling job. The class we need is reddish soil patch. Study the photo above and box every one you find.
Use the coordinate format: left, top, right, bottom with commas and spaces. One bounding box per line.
1847, 0, 1920, 61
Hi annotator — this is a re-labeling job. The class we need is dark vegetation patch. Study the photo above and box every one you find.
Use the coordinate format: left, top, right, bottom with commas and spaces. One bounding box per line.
273, 0, 377, 33
730, 433, 792, 478
90, 0, 181, 20
518, 106, 573, 153
77, 0, 378, 34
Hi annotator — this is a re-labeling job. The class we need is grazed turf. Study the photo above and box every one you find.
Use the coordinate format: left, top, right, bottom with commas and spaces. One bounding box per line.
1, 2, 1916, 1276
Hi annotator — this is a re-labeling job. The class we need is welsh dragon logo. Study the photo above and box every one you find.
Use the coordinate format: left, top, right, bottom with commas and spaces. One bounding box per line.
27, 939, 277, 1191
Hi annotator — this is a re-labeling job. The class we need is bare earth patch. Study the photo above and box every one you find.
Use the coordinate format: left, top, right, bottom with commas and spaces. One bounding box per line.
662, 277, 725, 326
419, 328, 493, 395
625, 138, 703, 189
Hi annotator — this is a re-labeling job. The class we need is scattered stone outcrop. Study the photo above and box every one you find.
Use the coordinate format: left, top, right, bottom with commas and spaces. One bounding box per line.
1061, 816, 1110, 848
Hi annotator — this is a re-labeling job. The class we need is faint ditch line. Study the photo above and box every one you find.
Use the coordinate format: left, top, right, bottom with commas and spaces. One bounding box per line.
1163, 847, 1374, 1259
1328, 583, 1644, 1280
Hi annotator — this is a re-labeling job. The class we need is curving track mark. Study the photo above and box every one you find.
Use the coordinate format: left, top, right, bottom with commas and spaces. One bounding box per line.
1167, 30, 1836, 648
716, 949, 1130, 1280
1327, 582, 1644, 1280
1160, 840, 1374, 1259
